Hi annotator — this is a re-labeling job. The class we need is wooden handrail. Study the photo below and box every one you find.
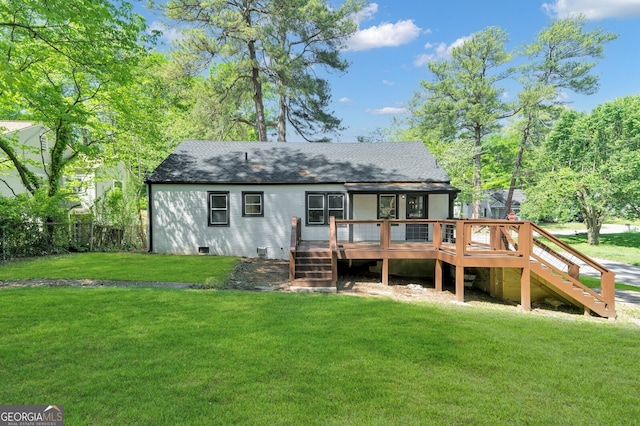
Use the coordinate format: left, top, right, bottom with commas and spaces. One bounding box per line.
289, 216, 301, 282
289, 216, 301, 253
530, 223, 612, 276
529, 223, 615, 312
301, 218, 614, 315
532, 239, 580, 277
329, 216, 338, 252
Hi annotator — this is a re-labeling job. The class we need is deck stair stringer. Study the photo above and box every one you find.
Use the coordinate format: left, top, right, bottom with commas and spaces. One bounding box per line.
528, 257, 615, 318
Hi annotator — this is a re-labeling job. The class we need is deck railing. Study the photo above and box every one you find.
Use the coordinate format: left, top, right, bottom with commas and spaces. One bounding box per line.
322, 217, 615, 315
331, 218, 530, 259
530, 223, 615, 307
289, 216, 301, 281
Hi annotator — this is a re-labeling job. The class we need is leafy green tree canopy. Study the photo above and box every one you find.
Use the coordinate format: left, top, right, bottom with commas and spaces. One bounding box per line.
160, 0, 364, 142
406, 26, 513, 217
521, 96, 640, 244
0, 0, 148, 197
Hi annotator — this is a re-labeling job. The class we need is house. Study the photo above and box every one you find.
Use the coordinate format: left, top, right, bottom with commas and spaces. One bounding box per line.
0, 121, 51, 197
487, 189, 525, 219
0, 120, 122, 211
146, 140, 616, 318
145, 141, 459, 259
456, 189, 525, 219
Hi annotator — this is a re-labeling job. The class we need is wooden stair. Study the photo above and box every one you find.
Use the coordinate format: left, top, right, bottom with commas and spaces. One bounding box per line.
290, 248, 334, 290
529, 261, 615, 318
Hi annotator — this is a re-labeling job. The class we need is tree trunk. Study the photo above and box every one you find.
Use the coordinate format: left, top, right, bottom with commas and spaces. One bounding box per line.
577, 189, 603, 245
47, 122, 73, 197
506, 118, 531, 214
247, 39, 268, 142
583, 207, 602, 245
277, 91, 287, 142
585, 219, 601, 245
472, 127, 482, 219
0, 137, 40, 195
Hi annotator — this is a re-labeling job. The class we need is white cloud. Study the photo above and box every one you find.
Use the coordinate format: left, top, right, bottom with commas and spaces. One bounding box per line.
149, 21, 182, 44
542, 0, 640, 20
347, 19, 422, 51
352, 3, 379, 24
382, 80, 394, 86
339, 97, 353, 103
366, 107, 407, 115
413, 36, 471, 66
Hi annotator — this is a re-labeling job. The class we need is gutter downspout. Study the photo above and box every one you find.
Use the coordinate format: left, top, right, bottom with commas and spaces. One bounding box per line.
147, 182, 153, 253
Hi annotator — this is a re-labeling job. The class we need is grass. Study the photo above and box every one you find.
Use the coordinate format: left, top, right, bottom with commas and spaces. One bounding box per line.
0, 287, 639, 425
579, 275, 639, 292
0, 252, 238, 284
534, 226, 640, 290
553, 231, 640, 267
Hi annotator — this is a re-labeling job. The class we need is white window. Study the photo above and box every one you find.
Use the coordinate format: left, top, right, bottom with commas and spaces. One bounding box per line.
208, 192, 229, 226
307, 193, 345, 225
328, 194, 345, 220
243, 192, 264, 217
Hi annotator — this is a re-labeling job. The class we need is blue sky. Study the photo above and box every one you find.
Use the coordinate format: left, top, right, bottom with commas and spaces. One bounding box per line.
141, 0, 640, 141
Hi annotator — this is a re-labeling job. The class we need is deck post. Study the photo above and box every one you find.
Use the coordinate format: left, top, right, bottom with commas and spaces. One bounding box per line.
435, 259, 443, 292
519, 221, 531, 259
433, 221, 442, 248
289, 216, 299, 282
381, 220, 390, 286
329, 216, 338, 286
382, 258, 389, 286
520, 267, 531, 312
490, 225, 500, 250
601, 271, 615, 312
456, 220, 465, 256
455, 265, 465, 303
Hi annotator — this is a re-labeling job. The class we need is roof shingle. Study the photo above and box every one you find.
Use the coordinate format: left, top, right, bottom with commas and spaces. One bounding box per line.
146, 141, 452, 184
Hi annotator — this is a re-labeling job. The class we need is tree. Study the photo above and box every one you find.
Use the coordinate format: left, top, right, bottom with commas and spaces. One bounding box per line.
160, 61, 261, 142
161, 0, 363, 142
95, 53, 178, 246
409, 27, 513, 217
263, 0, 360, 141
0, 0, 147, 198
504, 17, 616, 213
521, 97, 640, 244
482, 130, 520, 190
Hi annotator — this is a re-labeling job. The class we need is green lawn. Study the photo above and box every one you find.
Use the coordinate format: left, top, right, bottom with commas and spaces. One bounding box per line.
553, 231, 640, 267
0, 287, 639, 425
533, 228, 640, 290
0, 252, 238, 284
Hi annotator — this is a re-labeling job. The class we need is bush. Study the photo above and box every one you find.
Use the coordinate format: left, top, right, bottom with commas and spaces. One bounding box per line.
0, 192, 70, 258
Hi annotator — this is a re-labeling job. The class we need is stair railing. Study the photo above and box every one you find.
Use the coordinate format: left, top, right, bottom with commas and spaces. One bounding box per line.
529, 223, 615, 310
289, 216, 301, 281
329, 216, 338, 285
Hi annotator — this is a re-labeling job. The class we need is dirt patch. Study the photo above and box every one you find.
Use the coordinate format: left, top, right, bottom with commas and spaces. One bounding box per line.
226, 258, 291, 290
0, 278, 192, 289
225, 259, 608, 321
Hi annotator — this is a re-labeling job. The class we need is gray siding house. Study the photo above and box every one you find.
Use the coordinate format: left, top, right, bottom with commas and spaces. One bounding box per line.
146, 141, 459, 259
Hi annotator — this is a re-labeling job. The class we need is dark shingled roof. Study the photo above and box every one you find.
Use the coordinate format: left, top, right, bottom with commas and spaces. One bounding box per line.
146, 141, 453, 185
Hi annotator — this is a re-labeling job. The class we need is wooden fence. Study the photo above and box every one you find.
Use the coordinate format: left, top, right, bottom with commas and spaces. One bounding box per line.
0, 221, 143, 260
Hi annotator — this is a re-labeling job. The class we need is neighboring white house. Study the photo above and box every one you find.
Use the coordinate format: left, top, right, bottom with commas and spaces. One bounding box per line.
0, 120, 122, 211
456, 189, 525, 219
0, 121, 50, 197
146, 141, 459, 259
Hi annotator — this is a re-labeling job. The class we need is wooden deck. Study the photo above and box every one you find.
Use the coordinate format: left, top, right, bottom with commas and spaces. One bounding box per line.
289, 217, 616, 318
